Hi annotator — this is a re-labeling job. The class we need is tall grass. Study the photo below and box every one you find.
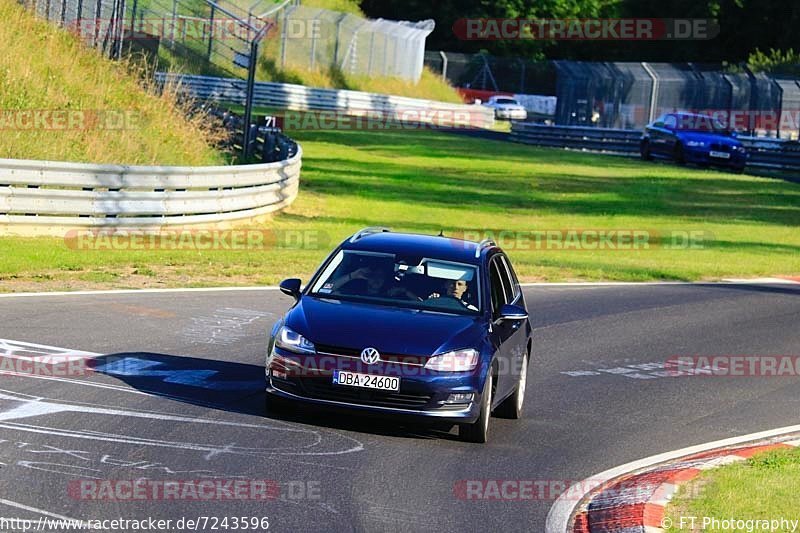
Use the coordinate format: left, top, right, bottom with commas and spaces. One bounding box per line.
0, 0, 224, 165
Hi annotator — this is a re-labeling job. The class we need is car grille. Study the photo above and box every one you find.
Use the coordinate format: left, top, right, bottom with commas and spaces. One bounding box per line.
315, 344, 427, 366
710, 143, 730, 152
289, 377, 433, 409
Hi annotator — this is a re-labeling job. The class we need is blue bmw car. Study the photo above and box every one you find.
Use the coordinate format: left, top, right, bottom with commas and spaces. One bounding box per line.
265, 228, 532, 443
640, 112, 747, 172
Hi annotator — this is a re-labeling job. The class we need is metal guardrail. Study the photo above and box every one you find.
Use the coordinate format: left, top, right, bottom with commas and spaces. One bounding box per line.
157, 73, 496, 128
0, 149, 302, 236
510, 122, 800, 172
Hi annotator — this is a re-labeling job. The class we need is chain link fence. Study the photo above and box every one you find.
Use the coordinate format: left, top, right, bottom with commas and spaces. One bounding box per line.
20, 0, 434, 83
20, 0, 127, 57
426, 51, 800, 138
424, 51, 556, 96
276, 5, 434, 82
553, 61, 799, 137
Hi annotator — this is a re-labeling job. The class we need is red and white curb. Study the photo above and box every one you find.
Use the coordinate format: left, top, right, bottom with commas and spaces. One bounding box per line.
546, 426, 800, 533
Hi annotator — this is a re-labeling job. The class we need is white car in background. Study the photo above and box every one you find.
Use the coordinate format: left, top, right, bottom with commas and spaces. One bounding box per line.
482, 96, 528, 120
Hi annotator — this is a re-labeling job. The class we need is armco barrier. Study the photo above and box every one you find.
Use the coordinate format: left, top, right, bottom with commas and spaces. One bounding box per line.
0, 147, 301, 236
510, 122, 800, 172
156, 73, 496, 128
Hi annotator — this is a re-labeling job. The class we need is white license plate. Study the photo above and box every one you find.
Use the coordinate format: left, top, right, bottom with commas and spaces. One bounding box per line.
333, 371, 400, 391
709, 150, 730, 159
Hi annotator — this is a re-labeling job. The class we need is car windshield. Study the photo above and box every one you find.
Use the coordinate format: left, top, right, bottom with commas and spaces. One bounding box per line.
309, 250, 481, 315
673, 114, 727, 133
495, 98, 518, 105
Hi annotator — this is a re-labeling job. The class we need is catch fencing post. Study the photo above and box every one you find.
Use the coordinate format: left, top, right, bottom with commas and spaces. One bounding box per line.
242, 22, 272, 159
333, 13, 345, 67
207, 4, 215, 60
366, 31, 375, 75
93, 0, 102, 48
641, 62, 659, 123
170, 0, 176, 44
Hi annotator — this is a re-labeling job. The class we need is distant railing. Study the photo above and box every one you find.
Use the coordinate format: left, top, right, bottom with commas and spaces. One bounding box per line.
510, 122, 800, 172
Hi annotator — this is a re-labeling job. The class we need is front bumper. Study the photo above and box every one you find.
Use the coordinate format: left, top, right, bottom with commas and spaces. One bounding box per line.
495, 109, 528, 120
685, 147, 747, 168
265, 350, 484, 423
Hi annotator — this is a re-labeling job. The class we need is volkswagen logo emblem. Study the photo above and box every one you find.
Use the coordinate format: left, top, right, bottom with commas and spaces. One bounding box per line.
360, 347, 381, 365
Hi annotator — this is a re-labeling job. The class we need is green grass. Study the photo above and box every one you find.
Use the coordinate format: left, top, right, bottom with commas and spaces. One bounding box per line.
1, 128, 798, 291
300, 0, 364, 15
0, 0, 224, 165
665, 448, 800, 532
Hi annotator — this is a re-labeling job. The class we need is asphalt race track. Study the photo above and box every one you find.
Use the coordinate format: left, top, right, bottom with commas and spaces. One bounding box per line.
1, 283, 799, 532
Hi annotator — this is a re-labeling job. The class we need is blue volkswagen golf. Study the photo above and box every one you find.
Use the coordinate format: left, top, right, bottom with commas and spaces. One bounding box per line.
265, 228, 532, 443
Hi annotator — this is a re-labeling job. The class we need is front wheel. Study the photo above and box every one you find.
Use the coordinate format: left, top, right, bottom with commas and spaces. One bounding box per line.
673, 142, 686, 165
640, 140, 652, 161
496, 355, 528, 419
460, 373, 493, 443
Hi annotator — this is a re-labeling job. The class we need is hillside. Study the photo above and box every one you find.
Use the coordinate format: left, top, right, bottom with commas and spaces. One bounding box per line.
0, 0, 224, 165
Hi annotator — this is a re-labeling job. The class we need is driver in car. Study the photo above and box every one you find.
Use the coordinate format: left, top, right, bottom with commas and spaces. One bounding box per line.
330, 264, 420, 300
427, 279, 478, 311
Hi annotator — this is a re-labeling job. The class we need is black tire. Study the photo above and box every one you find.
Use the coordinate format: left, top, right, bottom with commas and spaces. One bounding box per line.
673, 142, 686, 165
640, 140, 652, 161
459, 373, 493, 443
496, 355, 528, 419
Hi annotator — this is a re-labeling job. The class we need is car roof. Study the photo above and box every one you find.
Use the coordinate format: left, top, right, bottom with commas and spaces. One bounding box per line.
341, 231, 493, 264
665, 112, 715, 120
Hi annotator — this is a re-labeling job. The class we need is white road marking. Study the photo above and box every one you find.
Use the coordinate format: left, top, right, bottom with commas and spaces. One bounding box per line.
545, 425, 800, 533
0, 279, 796, 300
0, 338, 262, 391
0, 497, 83, 522
0, 339, 366, 458
0, 286, 281, 298
181, 307, 274, 346
0, 338, 99, 362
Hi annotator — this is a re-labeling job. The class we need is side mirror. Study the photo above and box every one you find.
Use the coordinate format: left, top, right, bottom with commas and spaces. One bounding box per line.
279, 278, 302, 300
496, 304, 528, 324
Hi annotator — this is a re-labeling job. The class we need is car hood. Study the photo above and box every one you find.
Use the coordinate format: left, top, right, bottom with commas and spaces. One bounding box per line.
677, 131, 741, 146
285, 296, 485, 357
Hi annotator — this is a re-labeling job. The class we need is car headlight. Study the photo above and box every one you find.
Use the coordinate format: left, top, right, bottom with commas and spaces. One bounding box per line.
735, 146, 747, 153
274, 326, 315, 354
686, 140, 706, 147
424, 349, 479, 372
